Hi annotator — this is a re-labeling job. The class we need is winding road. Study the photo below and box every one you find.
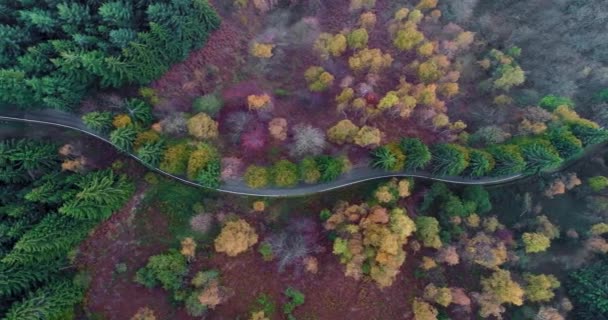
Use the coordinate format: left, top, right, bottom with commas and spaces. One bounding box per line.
0, 108, 584, 197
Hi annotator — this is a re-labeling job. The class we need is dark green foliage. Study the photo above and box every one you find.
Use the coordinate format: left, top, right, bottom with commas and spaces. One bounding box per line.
134, 249, 188, 292
570, 124, 608, 146
0, 258, 64, 298
431, 144, 469, 176
462, 186, 492, 214
315, 156, 344, 182
466, 149, 495, 178
110, 126, 138, 152
371, 146, 397, 171
539, 95, 574, 111
520, 142, 563, 174
547, 125, 583, 159
567, 259, 608, 320
400, 138, 431, 170
253, 294, 276, 318
488, 145, 526, 176
137, 140, 166, 168
283, 287, 305, 316
3, 140, 59, 177
597, 89, 608, 103
0, 0, 221, 110
125, 98, 154, 126
4, 278, 85, 320
193, 94, 223, 116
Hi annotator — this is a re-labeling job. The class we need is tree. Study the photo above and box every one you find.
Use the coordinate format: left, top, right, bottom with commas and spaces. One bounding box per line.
214, 219, 258, 257
469, 126, 511, 146
134, 249, 188, 292
466, 149, 495, 177
187, 144, 218, 180
160, 143, 191, 175
348, 48, 393, 73
547, 126, 583, 159
82, 111, 113, 132
327, 120, 359, 145
415, 216, 442, 249
539, 95, 574, 111
244, 165, 270, 189
522, 232, 551, 253
393, 24, 424, 51
4, 279, 85, 320
570, 123, 608, 146
137, 140, 165, 168
423, 283, 452, 307
463, 186, 492, 214
567, 259, 608, 319
272, 160, 299, 188
315, 156, 344, 182
193, 93, 223, 116
354, 126, 382, 148
524, 273, 560, 302
110, 126, 138, 152
347, 28, 368, 50
489, 145, 526, 176
289, 125, 326, 159
304, 66, 334, 92
401, 138, 431, 171
412, 298, 438, 320
588, 176, 608, 192
314, 33, 347, 58
126, 98, 154, 126
431, 144, 469, 176
299, 157, 321, 184
480, 269, 524, 307
187, 113, 219, 140
520, 142, 563, 174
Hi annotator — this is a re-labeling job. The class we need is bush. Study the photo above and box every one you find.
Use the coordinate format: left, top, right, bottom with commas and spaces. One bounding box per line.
272, 160, 299, 188
283, 287, 305, 316
244, 165, 270, 189
214, 219, 258, 257
539, 95, 574, 111
193, 94, 223, 116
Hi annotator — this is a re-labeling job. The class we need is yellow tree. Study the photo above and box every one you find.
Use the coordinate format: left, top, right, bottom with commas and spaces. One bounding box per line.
214, 219, 259, 257
187, 113, 219, 139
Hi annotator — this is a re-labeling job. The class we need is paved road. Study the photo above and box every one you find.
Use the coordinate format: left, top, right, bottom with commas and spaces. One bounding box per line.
0, 108, 553, 197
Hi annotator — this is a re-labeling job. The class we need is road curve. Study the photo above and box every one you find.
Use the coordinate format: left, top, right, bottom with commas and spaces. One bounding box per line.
0, 108, 534, 197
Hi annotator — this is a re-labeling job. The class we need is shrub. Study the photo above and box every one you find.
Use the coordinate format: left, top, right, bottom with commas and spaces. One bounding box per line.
134, 250, 188, 292
272, 160, 299, 188
193, 94, 223, 116
431, 144, 470, 176
214, 219, 258, 257
401, 138, 431, 170
187, 113, 219, 139
299, 157, 321, 184
588, 176, 608, 192
539, 95, 574, 111
244, 165, 270, 189
283, 287, 305, 316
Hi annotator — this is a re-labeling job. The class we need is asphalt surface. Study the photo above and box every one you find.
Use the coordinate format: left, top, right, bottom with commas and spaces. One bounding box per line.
0, 107, 565, 198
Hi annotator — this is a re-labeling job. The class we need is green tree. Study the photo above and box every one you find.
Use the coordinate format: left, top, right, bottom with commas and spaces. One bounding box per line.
134, 249, 188, 292
82, 111, 113, 133
137, 140, 166, 168
489, 145, 526, 176
588, 176, 608, 192
520, 142, 563, 174
272, 160, 299, 188
570, 124, 608, 146
401, 138, 431, 171
110, 126, 138, 152
415, 216, 442, 249
539, 95, 574, 111
193, 93, 223, 116
463, 186, 492, 214
4, 279, 85, 320
125, 98, 154, 126
315, 156, 344, 182
567, 258, 608, 319
466, 149, 495, 177
547, 125, 583, 159
431, 144, 469, 176
371, 146, 398, 171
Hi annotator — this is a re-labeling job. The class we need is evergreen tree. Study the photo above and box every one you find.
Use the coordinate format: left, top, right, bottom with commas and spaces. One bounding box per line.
4, 279, 85, 320
137, 140, 165, 168
466, 149, 495, 177
82, 111, 113, 133
520, 142, 563, 174
431, 144, 469, 176
488, 145, 526, 176
371, 146, 397, 171
125, 98, 153, 126
570, 124, 608, 146
547, 125, 583, 159
109, 126, 137, 152
400, 138, 431, 171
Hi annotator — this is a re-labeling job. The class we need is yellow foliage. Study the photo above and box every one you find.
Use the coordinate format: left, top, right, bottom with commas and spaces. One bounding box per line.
465, 214, 481, 228
455, 31, 475, 49
131, 307, 157, 320
553, 105, 599, 128
250, 311, 269, 320
348, 48, 393, 73
394, 8, 410, 20
327, 120, 360, 145
314, 33, 347, 59
591, 223, 608, 236
336, 87, 355, 107
354, 126, 382, 147
408, 9, 424, 23
187, 113, 219, 139
439, 82, 459, 98
398, 179, 411, 198
359, 12, 377, 30
421, 256, 437, 270
305, 66, 335, 92
450, 120, 467, 131
268, 117, 287, 141
247, 94, 272, 110
415, 0, 438, 11
393, 23, 424, 51
378, 91, 400, 110
432, 113, 450, 128
180, 237, 196, 260
524, 273, 560, 302
214, 219, 259, 257
413, 298, 438, 320
187, 144, 217, 179
134, 130, 160, 149
481, 269, 525, 306
250, 42, 274, 58
352, 97, 367, 110
349, 0, 376, 11
423, 283, 452, 307
494, 94, 512, 105
252, 201, 265, 212
113, 114, 132, 128
417, 42, 435, 57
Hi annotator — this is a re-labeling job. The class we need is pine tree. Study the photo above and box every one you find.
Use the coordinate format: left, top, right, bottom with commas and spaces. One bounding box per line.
0, 258, 64, 298
82, 111, 113, 133
431, 144, 469, 176
4, 278, 85, 320
467, 149, 495, 177
125, 98, 153, 125
520, 142, 562, 174
570, 124, 608, 146
400, 138, 431, 171
137, 140, 165, 168
489, 145, 526, 176
371, 146, 397, 171
110, 126, 137, 152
